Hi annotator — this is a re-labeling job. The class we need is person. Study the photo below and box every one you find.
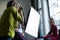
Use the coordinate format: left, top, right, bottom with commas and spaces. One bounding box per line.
13, 3, 26, 40
44, 18, 59, 40
0, 0, 23, 40
59, 29, 60, 40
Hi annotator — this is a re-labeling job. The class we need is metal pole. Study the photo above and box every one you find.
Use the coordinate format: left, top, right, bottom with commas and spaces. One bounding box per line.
46, 0, 50, 18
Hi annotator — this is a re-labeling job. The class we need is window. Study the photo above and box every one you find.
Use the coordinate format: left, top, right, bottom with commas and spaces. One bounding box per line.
49, 0, 60, 29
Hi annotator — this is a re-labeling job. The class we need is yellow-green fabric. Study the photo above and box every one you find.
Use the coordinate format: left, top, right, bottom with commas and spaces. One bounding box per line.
0, 6, 22, 38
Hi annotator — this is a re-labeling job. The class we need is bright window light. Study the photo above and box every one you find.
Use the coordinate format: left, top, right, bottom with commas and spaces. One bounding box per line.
25, 7, 40, 38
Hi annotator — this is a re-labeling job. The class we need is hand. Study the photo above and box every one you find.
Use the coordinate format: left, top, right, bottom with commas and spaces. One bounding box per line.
44, 34, 51, 38
44, 35, 47, 38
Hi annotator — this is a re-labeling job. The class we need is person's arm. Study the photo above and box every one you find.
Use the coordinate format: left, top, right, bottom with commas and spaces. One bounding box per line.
44, 25, 53, 38
17, 11, 23, 24
48, 26, 53, 35
18, 7, 24, 25
19, 10, 24, 23
13, 7, 23, 24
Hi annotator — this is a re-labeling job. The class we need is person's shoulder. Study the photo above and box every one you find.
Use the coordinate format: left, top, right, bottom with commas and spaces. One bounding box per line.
10, 6, 17, 11
52, 24, 56, 26
52, 24, 57, 28
12, 6, 17, 10
7, 6, 17, 12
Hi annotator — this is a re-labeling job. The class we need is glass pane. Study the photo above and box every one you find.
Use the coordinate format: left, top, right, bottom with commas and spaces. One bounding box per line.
49, 0, 60, 29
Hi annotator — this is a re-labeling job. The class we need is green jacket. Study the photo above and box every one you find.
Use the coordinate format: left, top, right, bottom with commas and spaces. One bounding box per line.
0, 6, 22, 38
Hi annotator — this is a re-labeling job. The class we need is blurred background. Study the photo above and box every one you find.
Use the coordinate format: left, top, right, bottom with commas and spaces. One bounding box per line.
0, 0, 60, 40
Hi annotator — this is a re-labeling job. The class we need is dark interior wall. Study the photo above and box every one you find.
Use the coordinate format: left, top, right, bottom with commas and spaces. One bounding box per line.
31, 0, 38, 11
0, 0, 31, 25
